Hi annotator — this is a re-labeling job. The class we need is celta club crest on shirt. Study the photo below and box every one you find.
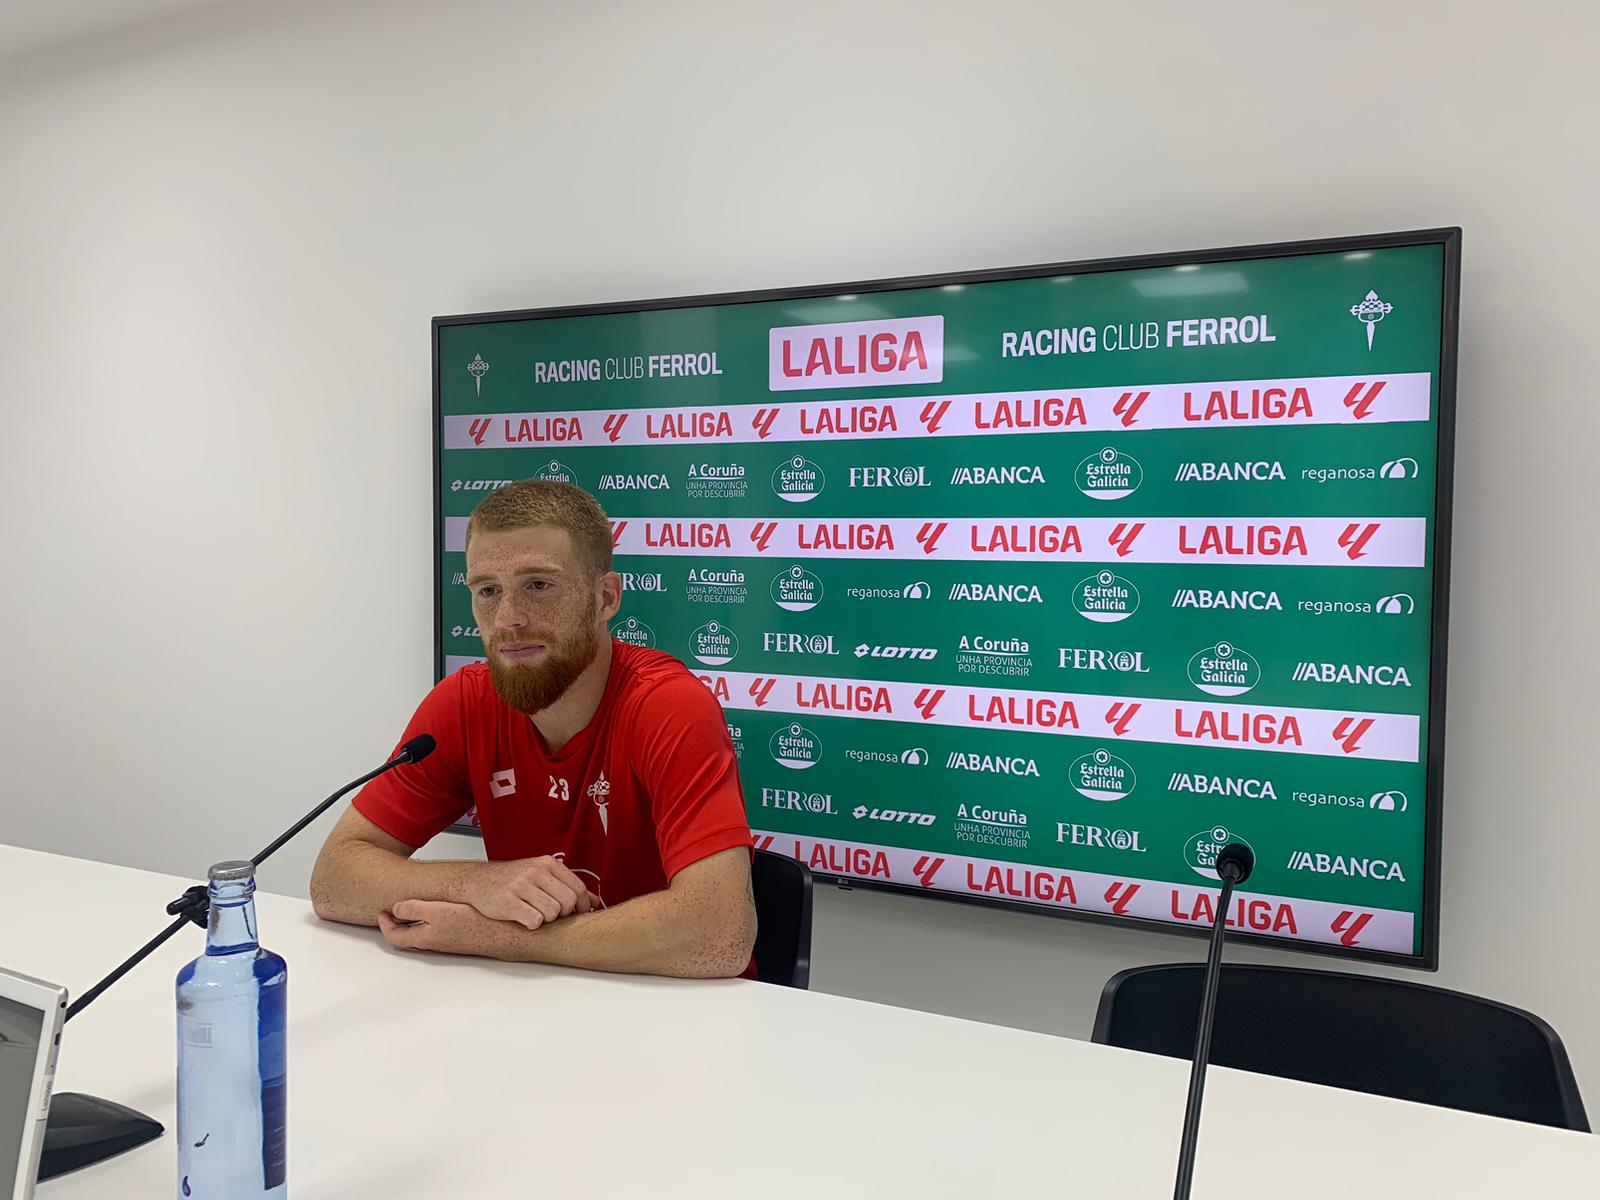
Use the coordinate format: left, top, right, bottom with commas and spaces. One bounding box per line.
586, 772, 612, 834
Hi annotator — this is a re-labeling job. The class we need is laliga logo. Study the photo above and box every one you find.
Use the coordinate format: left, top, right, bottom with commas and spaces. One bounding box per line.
1113, 390, 1149, 427
467, 353, 490, 395
1342, 380, 1386, 420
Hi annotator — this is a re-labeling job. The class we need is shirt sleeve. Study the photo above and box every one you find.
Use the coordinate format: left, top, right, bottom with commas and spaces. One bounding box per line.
352, 670, 474, 850
632, 675, 753, 880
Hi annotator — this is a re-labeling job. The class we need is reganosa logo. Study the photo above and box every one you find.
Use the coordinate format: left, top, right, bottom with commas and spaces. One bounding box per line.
1370, 789, 1409, 812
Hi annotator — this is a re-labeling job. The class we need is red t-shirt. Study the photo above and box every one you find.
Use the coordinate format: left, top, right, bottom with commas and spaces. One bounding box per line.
354, 641, 752, 911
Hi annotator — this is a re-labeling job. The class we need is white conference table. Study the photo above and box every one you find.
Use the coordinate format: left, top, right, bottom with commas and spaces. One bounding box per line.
5, 845, 1599, 1198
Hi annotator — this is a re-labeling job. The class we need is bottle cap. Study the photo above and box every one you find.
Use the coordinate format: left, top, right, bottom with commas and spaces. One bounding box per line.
207, 860, 255, 882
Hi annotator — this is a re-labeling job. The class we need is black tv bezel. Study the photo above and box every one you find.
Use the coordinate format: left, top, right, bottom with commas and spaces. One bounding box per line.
432, 226, 1459, 970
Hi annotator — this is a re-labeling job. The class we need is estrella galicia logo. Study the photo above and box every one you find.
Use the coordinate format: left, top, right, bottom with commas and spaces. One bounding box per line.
1185, 826, 1253, 880
771, 564, 824, 612
689, 620, 739, 666
1187, 641, 1261, 697
770, 722, 823, 770
1069, 748, 1137, 802
1075, 447, 1143, 500
772, 455, 825, 503
610, 615, 656, 648
1073, 571, 1139, 623
534, 459, 577, 484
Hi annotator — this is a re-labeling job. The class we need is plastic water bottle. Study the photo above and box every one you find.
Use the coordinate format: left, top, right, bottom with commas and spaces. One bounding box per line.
176, 861, 287, 1198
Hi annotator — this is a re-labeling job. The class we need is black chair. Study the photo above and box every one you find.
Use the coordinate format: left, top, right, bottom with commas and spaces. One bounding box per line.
750, 848, 812, 989
1092, 963, 1588, 1131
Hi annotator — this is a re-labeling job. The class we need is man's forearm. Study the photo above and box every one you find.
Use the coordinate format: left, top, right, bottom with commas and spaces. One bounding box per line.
442, 885, 755, 978
309, 841, 486, 927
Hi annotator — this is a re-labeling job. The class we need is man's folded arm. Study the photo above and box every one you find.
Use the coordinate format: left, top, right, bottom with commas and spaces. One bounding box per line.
379, 845, 758, 979
309, 806, 488, 927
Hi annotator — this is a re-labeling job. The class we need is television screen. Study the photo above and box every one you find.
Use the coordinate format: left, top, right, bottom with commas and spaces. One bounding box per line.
434, 228, 1458, 966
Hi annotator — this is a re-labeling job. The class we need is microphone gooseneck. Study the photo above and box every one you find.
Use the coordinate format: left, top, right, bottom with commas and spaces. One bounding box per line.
1173, 841, 1252, 1200
64, 737, 434, 1023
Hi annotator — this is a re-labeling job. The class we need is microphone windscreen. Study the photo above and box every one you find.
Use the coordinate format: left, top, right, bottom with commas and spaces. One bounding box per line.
1216, 842, 1255, 884
399, 734, 437, 763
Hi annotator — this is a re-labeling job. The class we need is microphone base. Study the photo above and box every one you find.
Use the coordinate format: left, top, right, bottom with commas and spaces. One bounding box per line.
39, 1092, 164, 1180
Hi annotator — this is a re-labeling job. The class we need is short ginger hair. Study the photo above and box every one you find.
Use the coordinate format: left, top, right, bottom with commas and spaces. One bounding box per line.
464, 480, 614, 579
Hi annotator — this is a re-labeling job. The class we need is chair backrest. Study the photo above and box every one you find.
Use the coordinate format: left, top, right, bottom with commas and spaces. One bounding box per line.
750, 849, 813, 989
1092, 964, 1588, 1131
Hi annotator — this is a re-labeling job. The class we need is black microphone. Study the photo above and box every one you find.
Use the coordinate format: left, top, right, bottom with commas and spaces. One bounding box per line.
1173, 841, 1254, 1200
42, 736, 437, 1180
65, 735, 437, 1022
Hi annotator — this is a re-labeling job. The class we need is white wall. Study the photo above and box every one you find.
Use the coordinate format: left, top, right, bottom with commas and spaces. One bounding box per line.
3, 0, 1597, 1098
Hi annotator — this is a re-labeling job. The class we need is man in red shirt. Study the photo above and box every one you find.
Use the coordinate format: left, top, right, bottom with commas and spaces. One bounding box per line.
309, 481, 757, 978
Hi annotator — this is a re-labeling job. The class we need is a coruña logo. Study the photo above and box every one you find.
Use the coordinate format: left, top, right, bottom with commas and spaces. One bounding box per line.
1188, 641, 1261, 697
1185, 826, 1253, 880
770, 722, 823, 771
771, 565, 824, 612
689, 620, 739, 666
1075, 447, 1143, 500
772, 455, 825, 503
534, 459, 577, 484
610, 616, 656, 648
686, 461, 749, 500
685, 567, 748, 605
1069, 748, 1137, 802
1073, 571, 1139, 623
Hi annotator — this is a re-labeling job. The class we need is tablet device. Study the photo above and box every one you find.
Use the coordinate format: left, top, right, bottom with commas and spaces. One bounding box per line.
0, 969, 66, 1200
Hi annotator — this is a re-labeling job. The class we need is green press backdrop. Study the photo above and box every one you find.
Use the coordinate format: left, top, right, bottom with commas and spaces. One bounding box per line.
435, 231, 1457, 965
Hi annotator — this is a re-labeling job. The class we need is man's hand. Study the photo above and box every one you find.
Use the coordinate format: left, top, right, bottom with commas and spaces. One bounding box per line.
459, 856, 597, 929
378, 900, 486, 954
